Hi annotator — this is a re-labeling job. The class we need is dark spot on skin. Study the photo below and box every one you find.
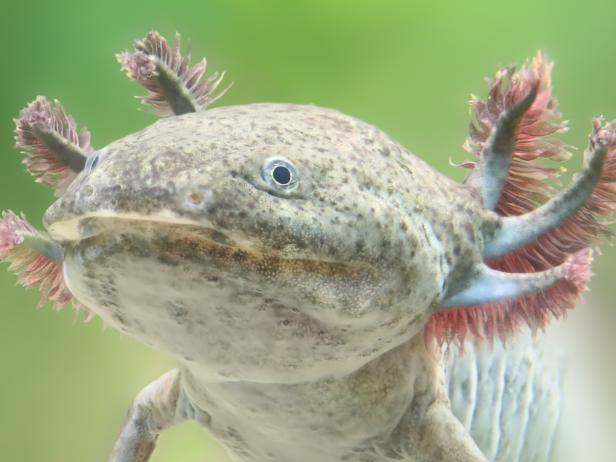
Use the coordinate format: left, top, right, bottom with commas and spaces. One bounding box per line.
232, 250, 249, 263
463, 222, 475, 241
158, 253, 181, 267
101, 299, 121, 310
355, 240, 365, 252
112, 312, 129, 327
167, 301, 189, 324
209, 229, 229, 245
397, 161, 414, 178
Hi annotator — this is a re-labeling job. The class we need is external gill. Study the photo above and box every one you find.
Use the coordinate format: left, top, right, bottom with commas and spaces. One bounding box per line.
0, 211, 88, 318
427, 53, 614, 345
427, 248, 592, 346
15, 96, 94, 196
469, 81, 540, 210
441, 250, 590, 308
117, 31, 231, 116
484, 119, 616, 259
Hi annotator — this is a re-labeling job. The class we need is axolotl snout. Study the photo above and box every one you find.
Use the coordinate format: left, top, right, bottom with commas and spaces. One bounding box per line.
3, 32, 616, 462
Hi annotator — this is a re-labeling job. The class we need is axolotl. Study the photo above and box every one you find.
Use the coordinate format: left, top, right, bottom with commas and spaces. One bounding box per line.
2, 32, 615, 462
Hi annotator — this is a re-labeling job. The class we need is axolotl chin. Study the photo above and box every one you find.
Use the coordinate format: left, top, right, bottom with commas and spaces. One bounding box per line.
2, 32, 616, 462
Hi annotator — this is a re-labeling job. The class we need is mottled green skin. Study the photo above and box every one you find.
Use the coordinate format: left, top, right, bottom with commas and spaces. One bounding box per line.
44, 104, 496, 460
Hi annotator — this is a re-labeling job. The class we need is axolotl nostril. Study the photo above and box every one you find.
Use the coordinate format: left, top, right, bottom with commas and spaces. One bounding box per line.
1, 32, 615, 462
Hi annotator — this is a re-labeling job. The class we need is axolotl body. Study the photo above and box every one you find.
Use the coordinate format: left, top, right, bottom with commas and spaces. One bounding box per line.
2, 32, 615, 462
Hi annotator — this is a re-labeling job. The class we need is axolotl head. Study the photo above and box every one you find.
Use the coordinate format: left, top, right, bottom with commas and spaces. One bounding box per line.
43, 103, 489, 382
7, 36, 606, 384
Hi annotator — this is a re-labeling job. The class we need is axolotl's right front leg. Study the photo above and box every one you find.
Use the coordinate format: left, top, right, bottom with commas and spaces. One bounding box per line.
109, 369, 211, 462
375, 337, 488, 462
387, 336, 562, 462
387, 399, 488, 462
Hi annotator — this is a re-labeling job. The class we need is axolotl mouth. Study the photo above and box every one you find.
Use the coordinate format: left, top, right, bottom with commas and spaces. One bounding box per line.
54, 215, 418, 383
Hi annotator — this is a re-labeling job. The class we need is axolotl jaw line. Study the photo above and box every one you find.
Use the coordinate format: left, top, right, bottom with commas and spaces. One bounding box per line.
2, 31, 616, 462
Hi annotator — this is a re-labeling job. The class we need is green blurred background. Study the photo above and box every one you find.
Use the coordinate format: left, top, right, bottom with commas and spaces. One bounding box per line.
1, 1, 615, 461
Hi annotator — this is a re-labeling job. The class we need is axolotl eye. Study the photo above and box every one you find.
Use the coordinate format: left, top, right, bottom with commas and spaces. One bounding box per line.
261, 157, 299, 192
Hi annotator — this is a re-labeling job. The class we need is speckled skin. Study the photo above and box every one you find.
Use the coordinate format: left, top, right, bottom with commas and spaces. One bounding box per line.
44, 103, 498, 461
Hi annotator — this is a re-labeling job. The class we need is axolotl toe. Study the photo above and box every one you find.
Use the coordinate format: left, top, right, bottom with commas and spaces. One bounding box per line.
2, 32, 616, 462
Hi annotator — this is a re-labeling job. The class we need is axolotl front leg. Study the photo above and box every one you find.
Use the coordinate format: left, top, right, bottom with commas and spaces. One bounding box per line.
110, 370, 182, 462
109, 370, 211, 462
